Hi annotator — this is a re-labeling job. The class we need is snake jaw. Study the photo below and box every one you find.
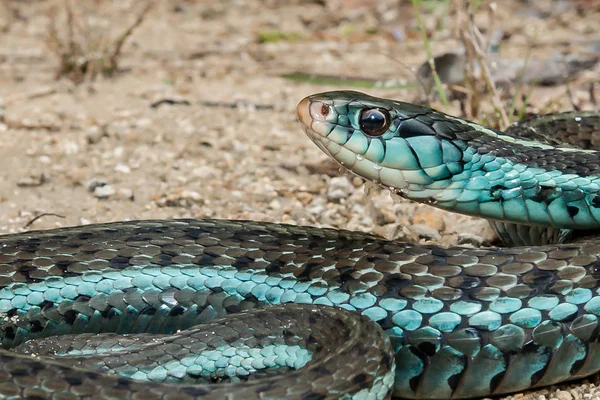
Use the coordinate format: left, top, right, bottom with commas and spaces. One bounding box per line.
303, 121, 409, 201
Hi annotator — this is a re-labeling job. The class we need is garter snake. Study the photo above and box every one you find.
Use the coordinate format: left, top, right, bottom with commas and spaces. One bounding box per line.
2, 91, 600, 399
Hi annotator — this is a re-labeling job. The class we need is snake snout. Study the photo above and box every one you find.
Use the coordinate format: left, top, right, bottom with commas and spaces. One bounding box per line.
296, 96, 333, 137
295, 96, 310, 123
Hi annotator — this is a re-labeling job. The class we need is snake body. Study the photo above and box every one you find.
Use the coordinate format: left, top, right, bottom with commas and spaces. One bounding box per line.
2, 91, 600, 399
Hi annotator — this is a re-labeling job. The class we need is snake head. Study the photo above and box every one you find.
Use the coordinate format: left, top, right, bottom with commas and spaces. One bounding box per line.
296, 90, 467, 199
298, 91, 600, 230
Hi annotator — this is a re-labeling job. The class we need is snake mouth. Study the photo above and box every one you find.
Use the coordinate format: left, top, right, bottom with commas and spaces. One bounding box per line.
302, 123, 413, 203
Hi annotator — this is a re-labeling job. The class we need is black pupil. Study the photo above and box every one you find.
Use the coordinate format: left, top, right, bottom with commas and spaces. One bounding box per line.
359, 108, 390, 136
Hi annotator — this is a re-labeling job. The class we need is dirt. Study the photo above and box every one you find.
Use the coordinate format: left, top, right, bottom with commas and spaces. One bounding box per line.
0, 1, 599, 399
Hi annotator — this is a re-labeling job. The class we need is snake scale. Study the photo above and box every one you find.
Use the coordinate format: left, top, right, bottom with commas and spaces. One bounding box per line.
2, 91, 600, 400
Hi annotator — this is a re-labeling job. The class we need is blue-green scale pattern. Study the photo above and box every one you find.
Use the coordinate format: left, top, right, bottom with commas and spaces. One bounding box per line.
0, 220, 397, 399
3, 220, 600, 398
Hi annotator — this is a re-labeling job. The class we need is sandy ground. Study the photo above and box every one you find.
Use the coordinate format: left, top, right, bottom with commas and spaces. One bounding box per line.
1, 1, 600, 399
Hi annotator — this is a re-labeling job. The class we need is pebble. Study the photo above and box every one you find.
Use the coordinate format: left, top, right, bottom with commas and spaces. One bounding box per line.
155, 189, 204, 208
16, 173, 46, 187
114, 164, 131, 174
268, 199, 281, 210
62, 140, 79, 155
373, 223, 416, 242
372, 207, 397, 225
93, 184, 116, 199
85, 125, 105, 144
456, 232, 488, 247
116, 188, 135, 201
294, 191, 314, 206
326, 176, 354, 202
368, 191, 399, 225
193, 165, 220, 179
88, 179, 118, 199
88, 179, 107, 192
135, 118, 152, 127
411, 223, 442, 241
307, 197, 326, 216
412, 207, 446, 231
556, 391, 573, 400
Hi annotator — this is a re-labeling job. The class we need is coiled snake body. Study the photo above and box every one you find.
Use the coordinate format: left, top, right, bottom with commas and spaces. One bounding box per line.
2, 91, 600, 399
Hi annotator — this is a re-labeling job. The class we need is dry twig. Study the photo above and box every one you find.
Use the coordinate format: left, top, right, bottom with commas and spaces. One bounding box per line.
46, 0, 156, 83
453, 1, 510, 129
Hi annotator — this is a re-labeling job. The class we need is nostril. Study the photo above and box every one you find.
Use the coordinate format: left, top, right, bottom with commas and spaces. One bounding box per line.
309, 101, 330, 121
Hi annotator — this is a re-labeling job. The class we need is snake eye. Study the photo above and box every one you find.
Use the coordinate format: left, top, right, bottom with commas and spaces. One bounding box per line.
359, 108, 391, 136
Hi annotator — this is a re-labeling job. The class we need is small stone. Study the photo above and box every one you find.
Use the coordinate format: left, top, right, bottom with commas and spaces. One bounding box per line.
17, 173, 46, 187
569, 390, 580, 400
93, 184, 116, 199
456, 233, 488, 247
114, 164, 131, 174
193, 165, 219, 179
135, 118, 152, 127
232, 141, 249, 152
88, 179, 107, 192
372, 223, 416, 242
281, 214, 294, 223
326, 176, 354, 202
117, 188, 135, 201
411, 223, 441, 241
368, 191, 397, 225
295, 191, 314, 206
85, 125, 106, 144
268, 199, 281, 210
412, 207, 445, 231
307, 197, 325, 215
556, 391, 573, 400
154, 189, 204, 208
63, 140, 79, 155
371, 206, 397, 226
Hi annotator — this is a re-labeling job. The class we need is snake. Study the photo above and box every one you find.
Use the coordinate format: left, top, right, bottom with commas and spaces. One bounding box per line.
2, 91, 600, 400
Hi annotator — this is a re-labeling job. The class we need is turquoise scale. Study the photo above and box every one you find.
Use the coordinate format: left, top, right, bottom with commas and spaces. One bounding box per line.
10, 258, 600, 397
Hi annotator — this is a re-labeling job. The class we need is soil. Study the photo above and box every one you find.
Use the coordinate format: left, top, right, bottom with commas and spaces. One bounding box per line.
1, 1, 599, 399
